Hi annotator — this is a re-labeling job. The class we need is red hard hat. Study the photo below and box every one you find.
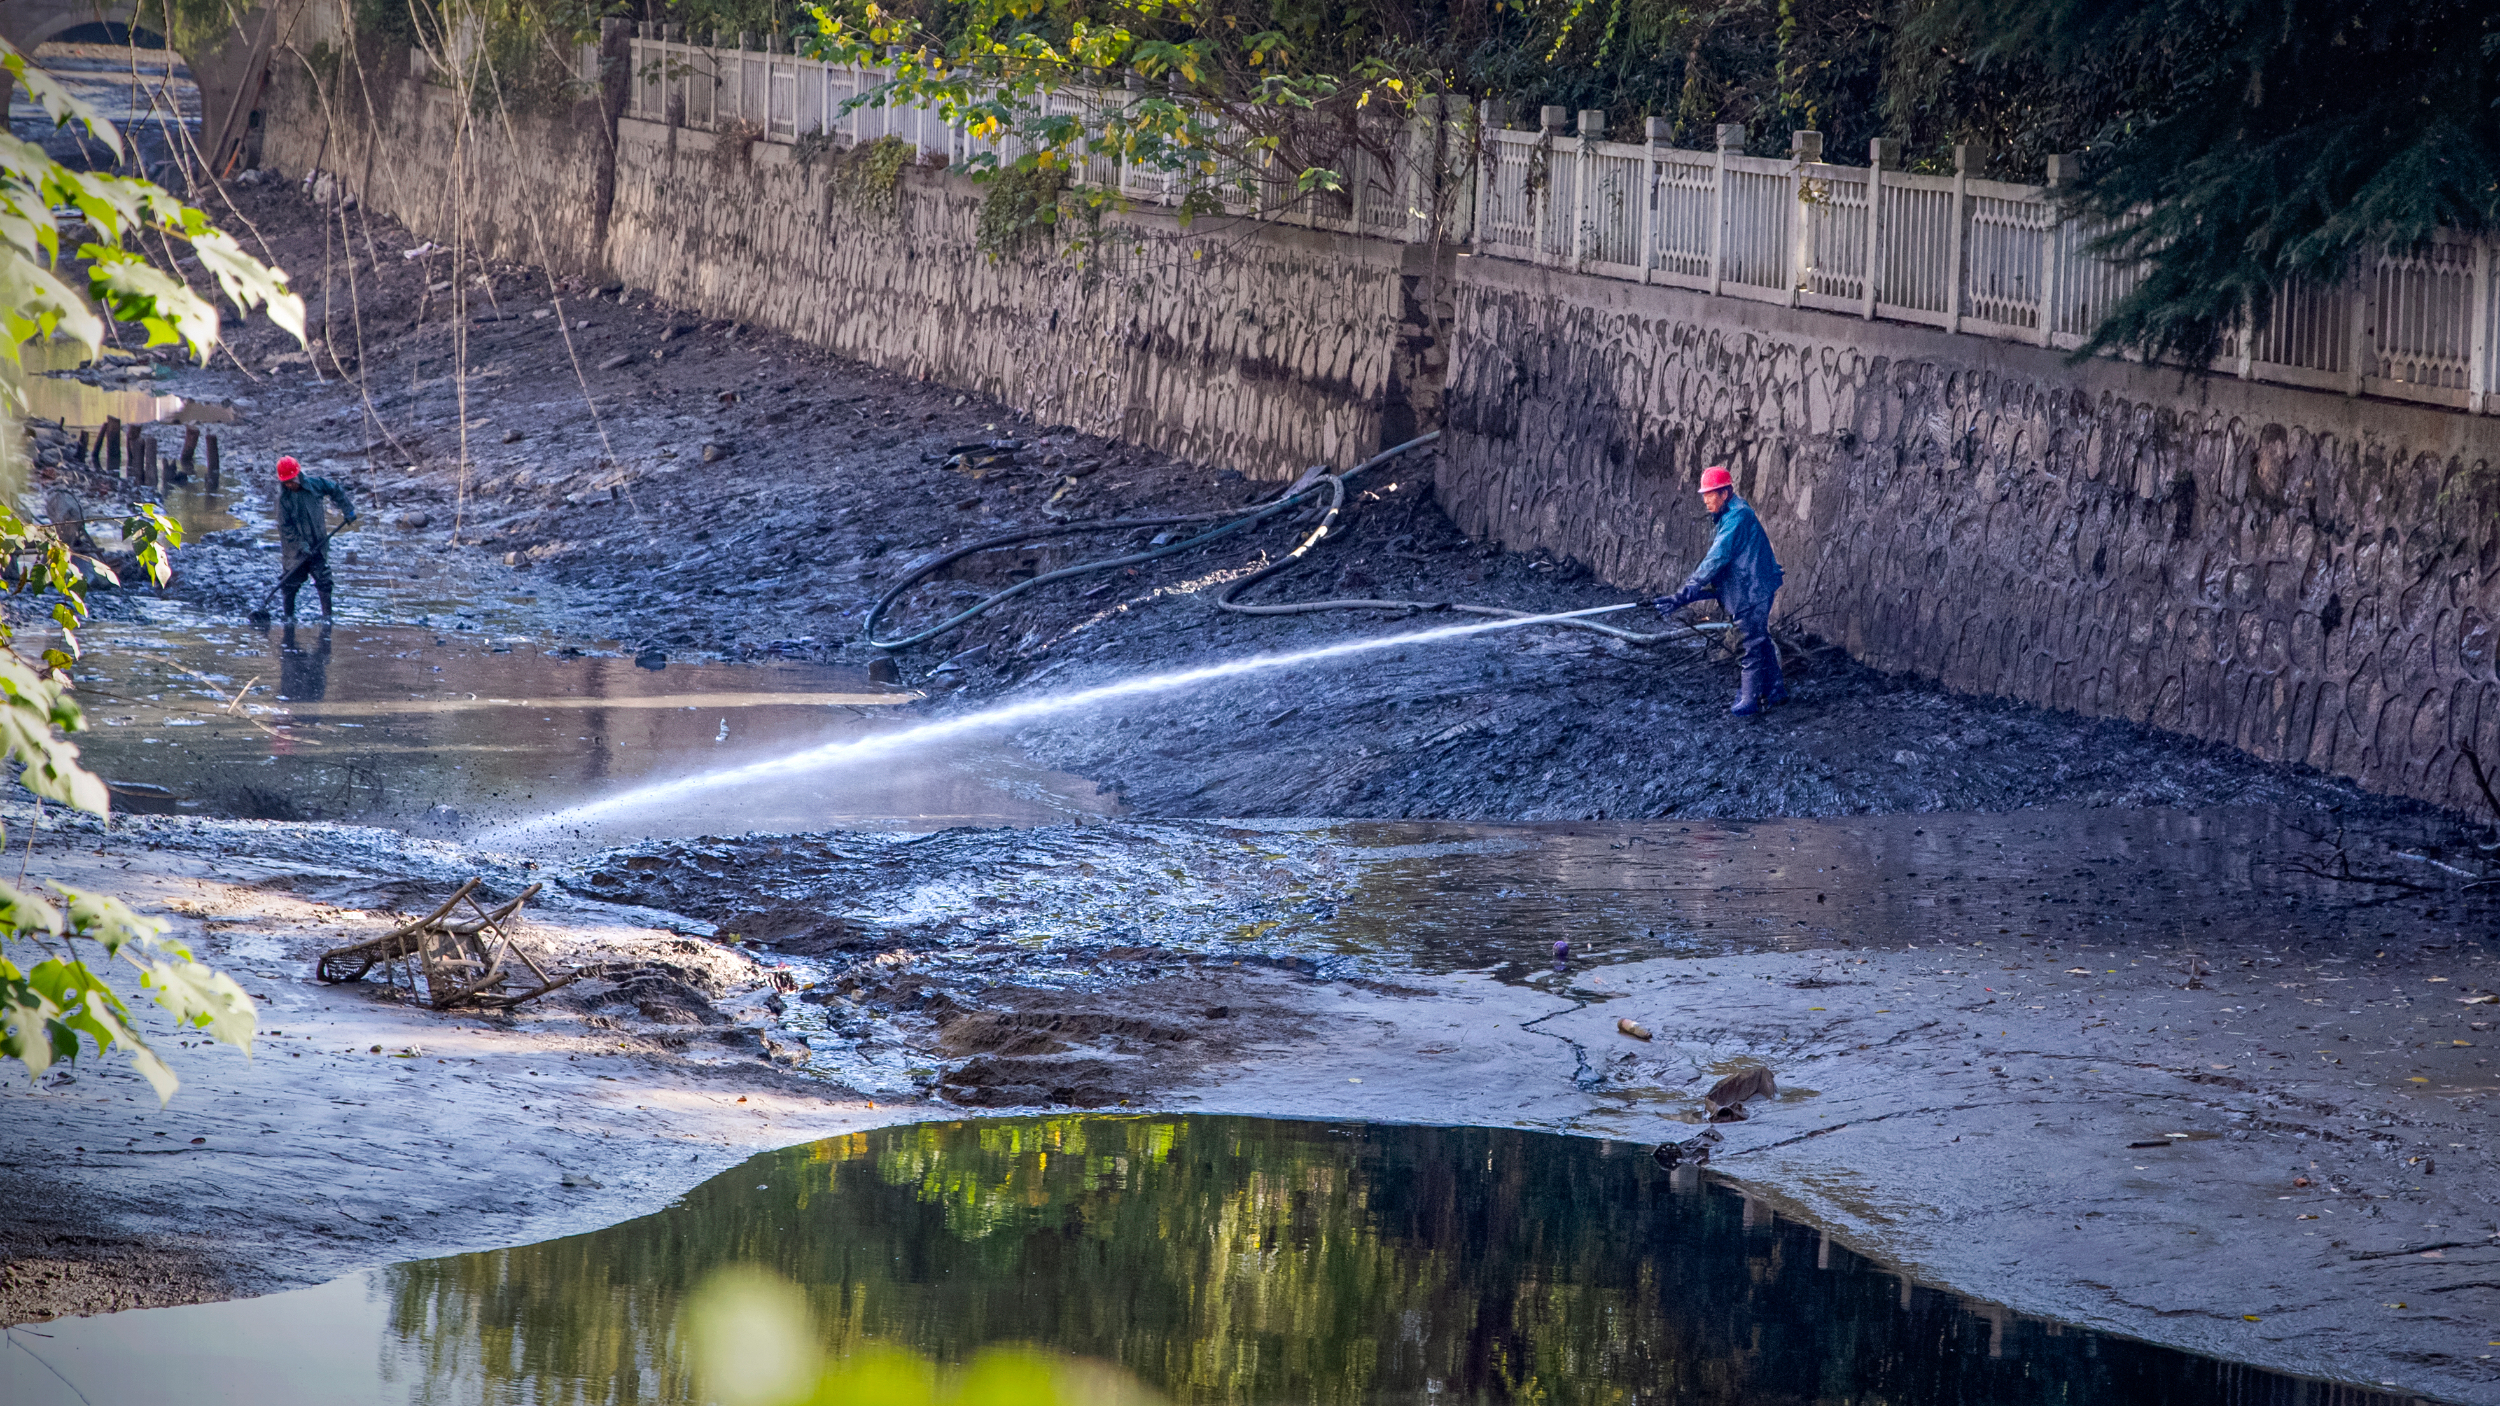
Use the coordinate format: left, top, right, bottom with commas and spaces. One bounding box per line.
1698, 464, 1733, 493
275, 456, 301, 481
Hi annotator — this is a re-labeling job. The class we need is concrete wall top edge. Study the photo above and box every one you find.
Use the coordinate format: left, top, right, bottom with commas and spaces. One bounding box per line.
1451, 251, 2500, 459
615, 116, 1432, 274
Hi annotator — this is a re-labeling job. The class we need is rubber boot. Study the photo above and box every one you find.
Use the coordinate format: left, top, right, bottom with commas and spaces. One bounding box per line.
317, 582, 335, 620
1729, 665, 1766, 716
1742, 616, 1787, 705
281, 580, 301, 620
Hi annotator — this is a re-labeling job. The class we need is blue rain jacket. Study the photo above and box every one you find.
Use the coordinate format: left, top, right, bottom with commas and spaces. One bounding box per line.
1675, 495, 1784, 621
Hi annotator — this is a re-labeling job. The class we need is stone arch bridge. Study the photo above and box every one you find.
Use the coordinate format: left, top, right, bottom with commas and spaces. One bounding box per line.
0, 0, 300, 176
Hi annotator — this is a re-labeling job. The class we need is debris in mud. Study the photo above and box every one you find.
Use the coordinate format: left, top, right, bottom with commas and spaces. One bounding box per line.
316, 877, 582, 1010
1617, 1017, 1652, 1041
1652, 1127, 1723, 1168
1703, 1066, 1777, 1121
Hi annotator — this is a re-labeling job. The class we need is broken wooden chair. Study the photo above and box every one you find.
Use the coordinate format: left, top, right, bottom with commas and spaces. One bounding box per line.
317, 877, 584, 1010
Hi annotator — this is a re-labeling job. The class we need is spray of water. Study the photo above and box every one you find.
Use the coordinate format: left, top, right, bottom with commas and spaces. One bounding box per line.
479, 604, 1637, 845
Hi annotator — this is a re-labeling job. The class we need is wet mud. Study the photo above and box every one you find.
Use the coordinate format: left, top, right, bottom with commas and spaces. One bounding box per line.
136, 179, 2462, 830
6, 175, 2500, 1404
6, 804, 2499, 1399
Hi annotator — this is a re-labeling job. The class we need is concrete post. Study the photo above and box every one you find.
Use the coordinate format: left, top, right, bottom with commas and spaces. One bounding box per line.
1711, 123, 1745, 296
1947, 141, 1987, 333
1532, 106, 1566, 264
1864, 137, 1897, 318
2470, 238, 2492, 414
1474, 100, 1501, 248
1573, 111, 1603, 266
1640, 116, 1668, 285
1789, 131, 1821, 307
2039, 153, 2080, 349
1403, 94, 1435, 244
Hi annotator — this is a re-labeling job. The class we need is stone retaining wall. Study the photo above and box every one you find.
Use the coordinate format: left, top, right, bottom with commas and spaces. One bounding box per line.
263, 68, 1422, 480
1443, 255, 2500, 813
261, 68, 615, 280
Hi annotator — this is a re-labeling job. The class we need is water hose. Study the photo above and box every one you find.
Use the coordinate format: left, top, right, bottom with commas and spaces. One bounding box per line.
861, 429, 1706, 653
1209, 467, 1695, 646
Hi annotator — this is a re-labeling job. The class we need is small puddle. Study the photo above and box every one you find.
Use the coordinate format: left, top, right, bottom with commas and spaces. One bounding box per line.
0, 1115, 2410, 1405
72, 617, 1113, 841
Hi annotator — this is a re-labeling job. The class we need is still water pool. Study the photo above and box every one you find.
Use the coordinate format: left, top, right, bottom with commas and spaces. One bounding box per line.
0, 1115, 2407, 1405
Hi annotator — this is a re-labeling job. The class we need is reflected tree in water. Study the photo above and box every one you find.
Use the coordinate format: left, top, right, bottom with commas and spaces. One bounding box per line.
380, 1116, 2402, 1406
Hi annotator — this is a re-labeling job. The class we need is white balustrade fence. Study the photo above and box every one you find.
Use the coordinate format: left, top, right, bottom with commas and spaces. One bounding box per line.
615, 30, 1453, 243
609, 30, 2500, 417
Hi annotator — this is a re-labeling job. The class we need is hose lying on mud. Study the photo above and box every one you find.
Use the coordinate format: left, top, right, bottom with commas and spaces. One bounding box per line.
862, 429, 1709, 654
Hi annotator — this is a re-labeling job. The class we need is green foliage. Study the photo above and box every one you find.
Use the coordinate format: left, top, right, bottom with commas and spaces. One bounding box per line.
355, 0, 438, 50
476, 8, 597, 117
973, 160, 1066, 257
155, 0, 268, 58
0, 37, 302, 1101
795, 0, 2500, 357
827, 132, 915, 215
797, 0, 1415, 221
1915, 0, 2500, 365
0, 884, 258, 1104
684, 1266, 1166, 1406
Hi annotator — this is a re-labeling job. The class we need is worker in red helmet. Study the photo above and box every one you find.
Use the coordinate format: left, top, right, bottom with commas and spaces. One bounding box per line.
1653, 464, 1787, 714
267, 455, 356, 620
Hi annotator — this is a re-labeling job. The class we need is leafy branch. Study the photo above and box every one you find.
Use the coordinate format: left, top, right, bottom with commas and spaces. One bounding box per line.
794, 0, 1433, 222
0, 35, 307, 1102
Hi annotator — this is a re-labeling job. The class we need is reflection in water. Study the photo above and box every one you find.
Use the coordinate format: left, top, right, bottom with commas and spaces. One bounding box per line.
278, 623, 330, 702
72, 617, 1113, 839
358, 1116, 2391, 1406
18, 336, 234, 432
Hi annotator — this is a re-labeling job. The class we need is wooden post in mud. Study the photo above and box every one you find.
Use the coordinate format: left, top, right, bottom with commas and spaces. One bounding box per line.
74, 430, 87, 465
123, 424, 142, 482
141, 436, 159, 490
205, 432, 221, 492
179, 424, 199, 473
100, 417, 121, 476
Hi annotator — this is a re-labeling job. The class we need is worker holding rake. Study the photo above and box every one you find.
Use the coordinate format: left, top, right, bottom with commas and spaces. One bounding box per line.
1653, 464, 1787, 715
259, 455, 357, 621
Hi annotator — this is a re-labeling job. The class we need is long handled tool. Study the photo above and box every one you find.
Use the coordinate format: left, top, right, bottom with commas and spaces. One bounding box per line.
249, 518, 361, 624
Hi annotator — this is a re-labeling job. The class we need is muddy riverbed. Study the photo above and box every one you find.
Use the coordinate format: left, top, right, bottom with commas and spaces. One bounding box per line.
100, 178, 2446, 829
5, 176, 2500, 1402
4, 798, 2498, 1400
